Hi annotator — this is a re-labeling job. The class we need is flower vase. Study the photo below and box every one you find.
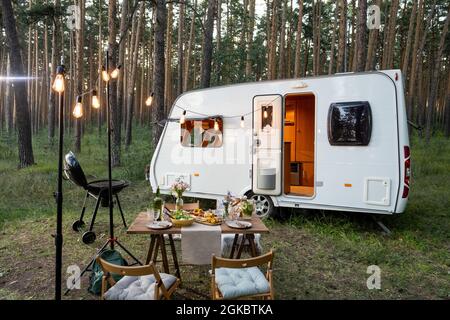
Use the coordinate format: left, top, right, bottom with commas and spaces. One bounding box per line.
175, 195, 184, 210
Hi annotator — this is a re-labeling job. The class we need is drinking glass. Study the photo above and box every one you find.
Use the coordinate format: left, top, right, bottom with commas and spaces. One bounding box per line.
146, 208, 153, 221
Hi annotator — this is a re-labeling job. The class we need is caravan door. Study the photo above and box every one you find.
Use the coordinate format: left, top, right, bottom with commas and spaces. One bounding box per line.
252, 95, 283, 195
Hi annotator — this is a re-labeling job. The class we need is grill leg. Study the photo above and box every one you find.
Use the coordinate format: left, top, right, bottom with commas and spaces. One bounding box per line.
88, 195, 102, 232
79, 191, 89, 222
115, 194, 127, 228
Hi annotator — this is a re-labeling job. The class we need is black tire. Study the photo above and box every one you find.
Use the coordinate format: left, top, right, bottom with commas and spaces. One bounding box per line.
72, 220, 85, 232
245, 191, 276, 219
82, 231, 96, 244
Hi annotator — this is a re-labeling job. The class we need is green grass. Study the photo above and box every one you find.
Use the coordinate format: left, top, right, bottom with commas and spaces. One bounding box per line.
0, 126, 449, 299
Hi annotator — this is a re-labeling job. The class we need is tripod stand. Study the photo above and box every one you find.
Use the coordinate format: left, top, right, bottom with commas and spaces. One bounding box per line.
65, 49, 142, 295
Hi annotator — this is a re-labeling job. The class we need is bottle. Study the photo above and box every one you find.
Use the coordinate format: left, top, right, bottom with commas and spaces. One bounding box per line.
152, 187, 163, 221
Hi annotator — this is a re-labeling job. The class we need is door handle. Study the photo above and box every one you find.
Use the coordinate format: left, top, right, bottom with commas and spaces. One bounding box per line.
255, 139, 261, 147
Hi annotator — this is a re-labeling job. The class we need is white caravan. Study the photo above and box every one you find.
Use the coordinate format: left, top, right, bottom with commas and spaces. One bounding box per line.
149, 70, 411, 218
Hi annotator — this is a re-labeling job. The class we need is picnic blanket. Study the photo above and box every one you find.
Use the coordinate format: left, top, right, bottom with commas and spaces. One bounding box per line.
181, 223, 221, 265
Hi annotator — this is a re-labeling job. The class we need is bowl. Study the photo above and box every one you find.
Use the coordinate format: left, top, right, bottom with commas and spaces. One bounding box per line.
171, 217, 194, 227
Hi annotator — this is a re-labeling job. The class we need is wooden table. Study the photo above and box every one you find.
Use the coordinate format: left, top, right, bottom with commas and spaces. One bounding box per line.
127, 212, 270, 279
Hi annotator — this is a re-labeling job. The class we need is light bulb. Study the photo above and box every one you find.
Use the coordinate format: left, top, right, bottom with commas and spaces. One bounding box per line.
111, 65, 121, 79
180, 110, 186, 124
263, 107, 268, 119
52, 74, 65, 93
73, 96, 83, 118
145, 93, 154, 106
101, 67, 110, 82
91, 90, 100, 109
240, 116, 245, 128
214, 119, 220, 131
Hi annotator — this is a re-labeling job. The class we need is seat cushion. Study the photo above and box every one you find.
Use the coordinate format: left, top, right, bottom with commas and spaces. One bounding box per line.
104, 273, 177, 300
215, 267, 270, 299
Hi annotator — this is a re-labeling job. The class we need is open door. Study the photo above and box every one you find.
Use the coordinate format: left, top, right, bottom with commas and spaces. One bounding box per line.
283, 94, 315, 197
252, 95, 283, 195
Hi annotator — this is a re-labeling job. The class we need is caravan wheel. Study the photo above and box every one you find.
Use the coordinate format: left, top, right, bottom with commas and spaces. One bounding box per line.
246, 192, 275, 219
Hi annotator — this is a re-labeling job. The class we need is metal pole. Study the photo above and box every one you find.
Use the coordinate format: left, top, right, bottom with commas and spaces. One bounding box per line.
55, 65, 65, 301
105, 49, 115, 250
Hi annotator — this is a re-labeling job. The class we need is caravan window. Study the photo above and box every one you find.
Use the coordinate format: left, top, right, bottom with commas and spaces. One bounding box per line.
328, 101, 372, 146
180, 118, 223, 148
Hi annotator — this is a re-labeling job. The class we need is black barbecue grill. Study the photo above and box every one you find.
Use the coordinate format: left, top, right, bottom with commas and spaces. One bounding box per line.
64, 151, 129, 244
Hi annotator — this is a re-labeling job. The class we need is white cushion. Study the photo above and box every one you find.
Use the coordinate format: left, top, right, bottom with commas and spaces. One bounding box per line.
104, 273, 177, 300
215, 267, 270, 299
221, 234, 262, 257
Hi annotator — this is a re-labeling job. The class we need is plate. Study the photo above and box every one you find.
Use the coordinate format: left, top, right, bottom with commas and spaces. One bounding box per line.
146, 221, 173, 230
225, 220, 252, 229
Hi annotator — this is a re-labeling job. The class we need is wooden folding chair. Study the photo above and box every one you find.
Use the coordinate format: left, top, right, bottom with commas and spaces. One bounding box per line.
96, 257, 180, 300
211, 250, 274, 300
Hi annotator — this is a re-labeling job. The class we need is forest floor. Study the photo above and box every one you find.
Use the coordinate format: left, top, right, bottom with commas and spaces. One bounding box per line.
0, 126, 449, 300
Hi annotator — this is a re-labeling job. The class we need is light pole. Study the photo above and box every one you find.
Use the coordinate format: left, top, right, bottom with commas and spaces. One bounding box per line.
52, 62, 65, 301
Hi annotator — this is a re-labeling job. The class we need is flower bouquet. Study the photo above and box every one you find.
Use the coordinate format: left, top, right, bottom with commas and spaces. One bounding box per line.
170, 178, 190, 210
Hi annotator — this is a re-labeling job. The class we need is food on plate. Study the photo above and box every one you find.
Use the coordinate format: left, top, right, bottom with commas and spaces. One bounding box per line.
172, 209, 192, 220
192, 208, 204, 216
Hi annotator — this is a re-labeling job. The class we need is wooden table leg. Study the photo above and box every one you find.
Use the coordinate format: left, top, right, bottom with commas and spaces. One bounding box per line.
145, 235, 156, 265
229, 234, 239, 259
160, 235, 170, 274
152, 236, 160, 264
168, 234, 181, 280
247, 234, 257, 257
236, 234, 246, 259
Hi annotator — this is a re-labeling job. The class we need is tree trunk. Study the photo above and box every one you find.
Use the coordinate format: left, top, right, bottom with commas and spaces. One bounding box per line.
125, 2, 145, 147
268, 0, 278, 80
177, 0, 185, 96
245, 0, 255, 79
401, 0, 417, 77
117, 0, 129, 136
425, 6, 449, 143
108, 0, 121, 166
407, 0, 435, 123
200, 0, 216, 88
351, 0, 367, 72
365, 0, 381, 71
5, 54, 13, 134
164, 2, 173, 111
184, 0, 197, 91
348, 0, 356, 69
381, 0, 399, 70
294, 0, 303, 77
444, 65, 450, 138
152, 0, 167, 147
74, 0, 85, 153
1, 0, 35, 167
328, 1, 338, 75
312, 0, 321, 76
336, 0, 347, 73
278, 0, 287, 79
216, 0, 222, 83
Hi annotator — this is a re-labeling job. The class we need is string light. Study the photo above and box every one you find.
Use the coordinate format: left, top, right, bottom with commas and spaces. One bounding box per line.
73, 96, 83, 118
214, 118, 220, 131
240, 116, 245, 128
92, 90, 100, 109
145, 92, 154, 107
180, 110, 186, 124
110, 65, 121, 79
101, 66, 110, 82
52, 66, 65, 93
